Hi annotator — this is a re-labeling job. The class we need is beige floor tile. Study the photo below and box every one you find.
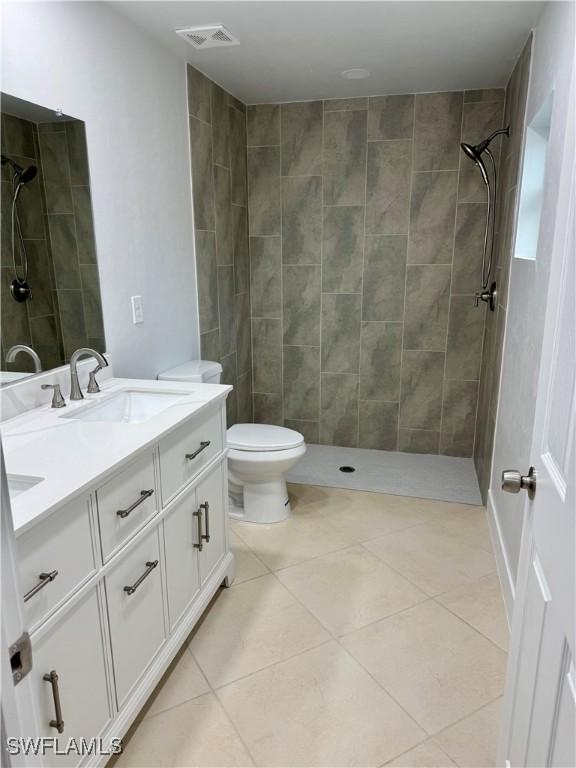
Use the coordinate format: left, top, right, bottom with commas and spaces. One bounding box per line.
217, 641, 425, 767
385, 740, 457, 767
435, 698, 503, 767
232, 513, 355, 571
116, 692, 253, 767
229, 530, 269, 584
189, 574, 330, 687
436, 574, 509, 651
364, 521, 495, 596
432, 507, 493, 553
143, 645, 210, 719
277, 545, 427, 636
341, 601, 507, 734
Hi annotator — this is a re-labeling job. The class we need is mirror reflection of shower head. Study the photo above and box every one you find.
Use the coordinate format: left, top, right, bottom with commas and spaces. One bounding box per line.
1, 154, 38, 184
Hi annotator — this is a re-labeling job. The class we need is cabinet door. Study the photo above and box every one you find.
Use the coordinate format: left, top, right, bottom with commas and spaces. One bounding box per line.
31, 588, 111, 767
197, 463, 227, 585
105, 528, 165, 707
163, 488, 201, 631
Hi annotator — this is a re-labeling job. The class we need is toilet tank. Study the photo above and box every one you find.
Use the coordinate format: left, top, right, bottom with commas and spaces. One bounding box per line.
157, 360, 222, 384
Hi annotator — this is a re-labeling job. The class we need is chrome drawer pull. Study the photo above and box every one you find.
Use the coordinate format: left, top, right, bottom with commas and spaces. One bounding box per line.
185, 441, 211, 461
43, 670, 65, 733
200, 501, 210, 543
24, 570, 58, 603
193, 508, 203, 551
116, 489, 154, 519
123, 560, 158, 595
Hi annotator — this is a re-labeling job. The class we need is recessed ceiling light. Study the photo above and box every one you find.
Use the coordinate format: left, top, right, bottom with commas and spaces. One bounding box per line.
341, 68, 371, 80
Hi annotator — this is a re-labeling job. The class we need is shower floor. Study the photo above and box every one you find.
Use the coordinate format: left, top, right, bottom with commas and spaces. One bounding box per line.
286, 444, 482, 506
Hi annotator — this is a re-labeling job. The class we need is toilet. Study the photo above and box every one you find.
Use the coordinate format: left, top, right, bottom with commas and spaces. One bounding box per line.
158, 359, 306, 524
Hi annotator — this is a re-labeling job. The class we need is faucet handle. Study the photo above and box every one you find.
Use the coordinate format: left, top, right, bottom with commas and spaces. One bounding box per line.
41, 384, 66, 409
87, 365, 103, 394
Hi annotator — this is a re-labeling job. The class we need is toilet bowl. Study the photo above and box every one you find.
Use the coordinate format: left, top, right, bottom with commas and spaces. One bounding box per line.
227, 423, 306, 524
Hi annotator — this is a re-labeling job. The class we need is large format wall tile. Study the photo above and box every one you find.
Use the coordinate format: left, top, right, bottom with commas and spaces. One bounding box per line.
283, 346, 320, 420
399, 428, 440, 455
321, 293, 361, 374
400, 350, 445, 430
445, 296, 485, 381
452, 203, 487, 294
363, 236, 407, 321
236, 292, 251, 376
404, 265, 451, 350
48, 215, 81, 290
413, 92, 463, 171
285, 419, 319, 444
71, 187, 97, 264
441, 379, 479, 457
368, 95, 414, 141
253, 393, 283, 424
250, 236, 281, 318
189, 116, 215, 231
187, 65, 211, 124
217, 266, 236, 357
320, 373, 359, 447
359, 401, 399, 450
247, 104, 280, 147
233, 206, 249, 294
322, 206, 364, 292
252, 318, 282, 394
247, 146, 280, 235
214, 164, 233, 265
195, 230, 219, 333
408, 171, 457, 264
230, 107, 248, 206
323, 110, 367, 206
461, 101, 505, 156
282, 176, 322, 264
324, 98, 368, 112
281, 101, 322, 176
283, 265, 321, 345
211, 83, 231, 168
360, 322, 402, 401
366, 140, 412, 234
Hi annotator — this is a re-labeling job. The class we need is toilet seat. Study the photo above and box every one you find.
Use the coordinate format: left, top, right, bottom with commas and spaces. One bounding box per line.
227, 423, 304, 452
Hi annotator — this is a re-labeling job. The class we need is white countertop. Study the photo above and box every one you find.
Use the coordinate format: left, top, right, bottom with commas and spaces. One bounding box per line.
1, 378, 231, 535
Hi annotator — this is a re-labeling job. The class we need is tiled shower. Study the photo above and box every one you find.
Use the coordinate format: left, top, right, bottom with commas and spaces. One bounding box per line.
187, 59, 526, 495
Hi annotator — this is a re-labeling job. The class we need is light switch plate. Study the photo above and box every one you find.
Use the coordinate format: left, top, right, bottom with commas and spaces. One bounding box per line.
131, 295, 144, 324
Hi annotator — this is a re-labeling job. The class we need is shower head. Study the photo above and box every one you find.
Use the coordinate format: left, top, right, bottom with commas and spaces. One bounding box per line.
460, 127, 510, 185
1, 154, 38, 184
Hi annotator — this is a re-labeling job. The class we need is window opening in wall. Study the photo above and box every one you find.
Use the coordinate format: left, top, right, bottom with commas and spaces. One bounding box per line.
514, 93, 554, 261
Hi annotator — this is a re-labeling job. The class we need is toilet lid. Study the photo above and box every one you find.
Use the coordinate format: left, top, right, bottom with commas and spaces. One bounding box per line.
227, 423, 304, 451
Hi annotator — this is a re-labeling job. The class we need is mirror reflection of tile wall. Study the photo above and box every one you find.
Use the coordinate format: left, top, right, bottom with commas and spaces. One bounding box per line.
1, 99, 105, 379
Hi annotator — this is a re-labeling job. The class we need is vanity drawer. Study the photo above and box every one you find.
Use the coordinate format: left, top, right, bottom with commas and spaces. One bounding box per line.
159, 406, 223, 505
96, 452, 157, 561
105, 527, 165, 707
18, 496, 96, 631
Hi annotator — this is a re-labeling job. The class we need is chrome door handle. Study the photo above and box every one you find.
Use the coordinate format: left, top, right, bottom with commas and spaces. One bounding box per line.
193, 507, 203, 551
185, 441, 210, 461
24, 570, 58, 602
502, 466, 536, 500
123, 560, 158, 595
200, 501, 210, 543
43, 670, 65, 733
116, 489, 154, 518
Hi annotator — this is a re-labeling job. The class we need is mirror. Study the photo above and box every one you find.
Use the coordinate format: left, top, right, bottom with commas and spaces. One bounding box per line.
1, 94, 105, 385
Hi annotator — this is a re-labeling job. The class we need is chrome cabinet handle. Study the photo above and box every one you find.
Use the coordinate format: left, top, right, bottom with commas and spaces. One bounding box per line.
43, 670, 64, 733
200, 501, 210, 543
24, 570, 58, 603
193, 508, 203, 551
185, 441, 211, 461
123, 560, 158, 595
116, 489, 154, 519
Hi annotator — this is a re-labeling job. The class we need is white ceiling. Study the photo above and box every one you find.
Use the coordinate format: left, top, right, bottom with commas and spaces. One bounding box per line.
112, 1, 544, 103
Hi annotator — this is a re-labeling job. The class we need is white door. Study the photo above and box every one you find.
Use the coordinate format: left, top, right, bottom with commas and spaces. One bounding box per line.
1, 447, 41, 766
497, 82, 575, 766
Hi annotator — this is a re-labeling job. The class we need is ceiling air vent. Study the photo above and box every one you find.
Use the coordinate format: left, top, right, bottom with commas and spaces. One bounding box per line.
176, 25, 240, 50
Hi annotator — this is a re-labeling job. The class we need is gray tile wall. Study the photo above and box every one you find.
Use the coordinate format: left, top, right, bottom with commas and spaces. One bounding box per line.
187, 65, 252, 426
474, 38, 532, 500
247, 89, 506, 456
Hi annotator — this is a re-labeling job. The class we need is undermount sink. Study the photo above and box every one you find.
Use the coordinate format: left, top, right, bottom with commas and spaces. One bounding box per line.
61, 389, 189, 425
7, 474, 44, 500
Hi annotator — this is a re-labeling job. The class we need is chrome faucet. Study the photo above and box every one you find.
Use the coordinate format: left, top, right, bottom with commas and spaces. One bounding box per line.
6, 344, 42, 373
69, 348, 108, 400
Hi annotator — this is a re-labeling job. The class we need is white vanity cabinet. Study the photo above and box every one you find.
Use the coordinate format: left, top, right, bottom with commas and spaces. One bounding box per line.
14, 397, 233, 767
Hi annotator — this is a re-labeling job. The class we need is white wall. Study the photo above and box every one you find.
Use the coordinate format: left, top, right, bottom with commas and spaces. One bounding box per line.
489, 0, 575, 607
1, 1, 199, 379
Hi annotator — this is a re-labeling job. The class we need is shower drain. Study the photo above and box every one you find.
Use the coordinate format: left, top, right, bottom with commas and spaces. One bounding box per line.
339, 466, 356, 473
